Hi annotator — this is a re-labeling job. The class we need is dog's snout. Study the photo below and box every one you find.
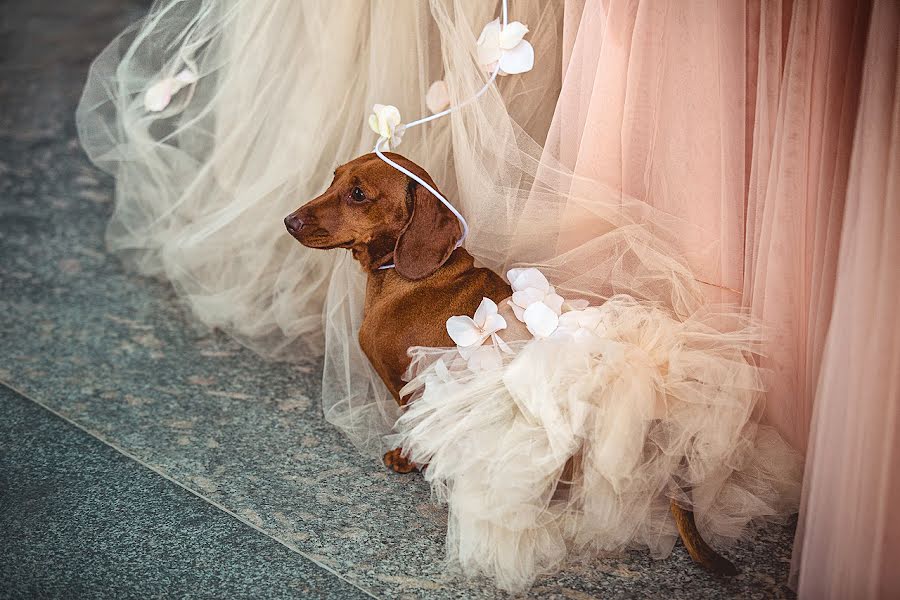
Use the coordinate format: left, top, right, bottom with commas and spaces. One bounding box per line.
284, 213, 304, 233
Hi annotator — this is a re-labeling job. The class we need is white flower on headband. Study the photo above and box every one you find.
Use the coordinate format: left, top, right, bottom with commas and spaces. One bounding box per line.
144, 68, 198, 112
368, 104, 404, 150
447, 297, 511, 370
476, 19, 534, 76
425, 80, 450, 114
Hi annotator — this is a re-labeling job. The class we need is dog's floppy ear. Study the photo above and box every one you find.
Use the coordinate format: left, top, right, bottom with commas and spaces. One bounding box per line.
394, 177, 462, 280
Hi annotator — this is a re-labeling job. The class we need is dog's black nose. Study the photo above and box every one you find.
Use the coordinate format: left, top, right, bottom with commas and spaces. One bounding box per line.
284, 214, 304, 233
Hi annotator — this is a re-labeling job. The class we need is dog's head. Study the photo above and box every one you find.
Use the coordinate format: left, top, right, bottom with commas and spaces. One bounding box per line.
284, 153, 462, 280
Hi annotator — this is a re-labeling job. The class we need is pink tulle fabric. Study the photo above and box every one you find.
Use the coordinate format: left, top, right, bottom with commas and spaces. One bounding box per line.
551, 0, 898, 596
548, 0, 873, 455
793, 1, 899, 596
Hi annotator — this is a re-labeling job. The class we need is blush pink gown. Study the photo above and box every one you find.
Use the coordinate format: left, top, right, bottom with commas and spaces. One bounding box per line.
550, 0, 899, 597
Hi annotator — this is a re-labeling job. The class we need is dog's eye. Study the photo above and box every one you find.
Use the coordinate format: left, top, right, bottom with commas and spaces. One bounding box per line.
350, 186, 366, 203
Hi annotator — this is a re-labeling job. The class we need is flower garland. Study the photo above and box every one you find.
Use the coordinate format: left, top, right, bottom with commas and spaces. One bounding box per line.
366, 0, 534, 266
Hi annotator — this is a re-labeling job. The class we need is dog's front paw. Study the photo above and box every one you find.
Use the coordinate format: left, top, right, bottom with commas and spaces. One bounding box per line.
383, 447, 418, 474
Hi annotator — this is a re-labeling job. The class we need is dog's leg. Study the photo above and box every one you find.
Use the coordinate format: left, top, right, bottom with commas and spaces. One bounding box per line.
670, 499, 739, 575
382, 447, 419, 474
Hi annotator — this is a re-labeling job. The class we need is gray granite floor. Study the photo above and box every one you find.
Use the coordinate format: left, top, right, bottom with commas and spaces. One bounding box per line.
0, 0, 797, 598
0, 383, 372, 600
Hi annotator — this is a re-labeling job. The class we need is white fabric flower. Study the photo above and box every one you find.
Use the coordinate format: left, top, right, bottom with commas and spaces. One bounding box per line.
446, 297, 510, 370
476, 19, 534, 76
367, 104, 404, 150
522, 302, 559, 338
144, 68, 198, 112
447, 297, 507, 348
507, 268, 565, 320
507, 268, 569, 338
425, 80, 450, 114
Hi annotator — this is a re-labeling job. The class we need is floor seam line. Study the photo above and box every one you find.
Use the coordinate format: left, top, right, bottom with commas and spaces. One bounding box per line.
0, 378, 382, 600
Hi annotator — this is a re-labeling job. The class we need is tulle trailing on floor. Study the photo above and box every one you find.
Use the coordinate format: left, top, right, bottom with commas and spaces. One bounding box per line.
393, 284, 801, 591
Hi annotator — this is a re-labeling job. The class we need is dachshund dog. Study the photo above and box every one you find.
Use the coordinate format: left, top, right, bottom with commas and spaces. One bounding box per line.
284, 152, 738, 576
284, 153, 511, 471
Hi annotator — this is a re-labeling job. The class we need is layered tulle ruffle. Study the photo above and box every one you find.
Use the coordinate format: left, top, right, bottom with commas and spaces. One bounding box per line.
394, 278, 802, 591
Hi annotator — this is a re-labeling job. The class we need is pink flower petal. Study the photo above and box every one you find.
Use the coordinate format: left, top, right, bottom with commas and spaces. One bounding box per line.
144, 79, 175, 112
425, 80, 450, 114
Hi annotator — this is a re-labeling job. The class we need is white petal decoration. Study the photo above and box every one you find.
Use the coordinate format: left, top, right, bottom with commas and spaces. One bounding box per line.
476, 19, 502, 66
544, 293, 565, 315
144, 79, 176, 112
497, 40, 534, 76
368, 104, 403, 149
523, 302, 560, 338
511, 288, 544, 311
508, 268, 550, 293
473, 297, 496, 328
498, 21, 529, 50
476, 18, 534, 76
425, 80, 450, 114
367, 114, 380, 135
483, 314, 507, 337
174, 68, 198, 85
144, 68, 198, 112
446, 315, 482, 347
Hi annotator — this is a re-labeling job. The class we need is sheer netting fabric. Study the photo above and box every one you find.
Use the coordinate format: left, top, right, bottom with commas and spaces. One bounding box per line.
77, 0, 807, 592
77, 0, 564, 452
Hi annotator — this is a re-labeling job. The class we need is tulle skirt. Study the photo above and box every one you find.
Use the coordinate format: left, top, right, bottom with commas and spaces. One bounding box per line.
394, 288, 802, 591
76, 0, 565, 453
76, 0, 897, 595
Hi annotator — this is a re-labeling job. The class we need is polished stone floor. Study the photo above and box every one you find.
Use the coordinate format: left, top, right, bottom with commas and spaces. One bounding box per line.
0, 1, 797, 598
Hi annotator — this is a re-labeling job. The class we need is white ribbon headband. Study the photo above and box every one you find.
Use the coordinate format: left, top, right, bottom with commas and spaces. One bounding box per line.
369, 0, 534, 270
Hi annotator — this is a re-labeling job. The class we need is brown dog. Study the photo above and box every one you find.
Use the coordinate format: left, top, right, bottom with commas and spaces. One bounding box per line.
284, 153, 510, 470
284, 152, 737, 575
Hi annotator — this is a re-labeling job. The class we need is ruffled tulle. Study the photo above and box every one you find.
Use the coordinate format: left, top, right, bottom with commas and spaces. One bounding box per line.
394, 292, 802, 592
76, 0, 565, 454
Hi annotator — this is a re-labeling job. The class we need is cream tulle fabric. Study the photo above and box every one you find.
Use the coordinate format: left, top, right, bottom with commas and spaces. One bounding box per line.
396, 292, 800, 591
547, 0, 873, 455
77, 0, 564, 453
77, 0, 814, 593
743, 0, 873, 456
793, 1, 900, 597
550, 1, 898, 597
